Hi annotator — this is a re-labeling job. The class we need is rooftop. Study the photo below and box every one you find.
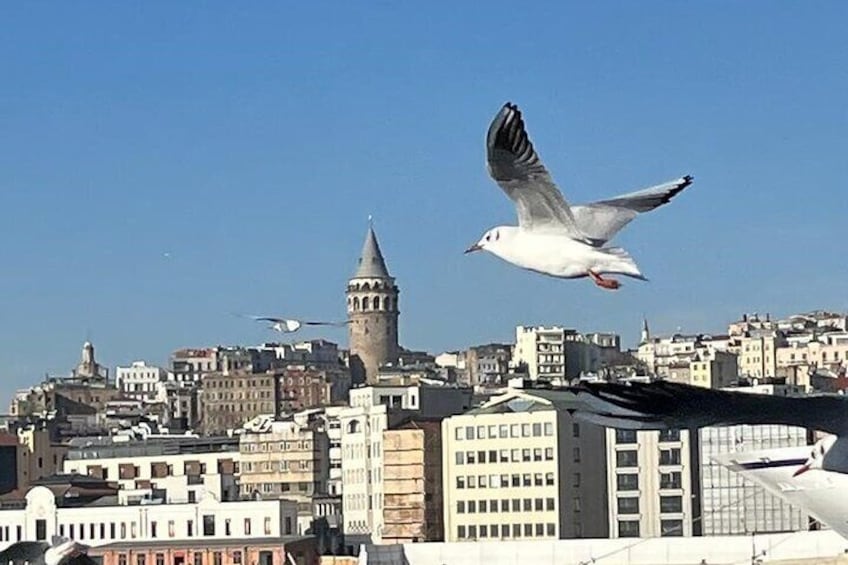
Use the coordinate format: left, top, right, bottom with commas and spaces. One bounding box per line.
90, 536, 313, 550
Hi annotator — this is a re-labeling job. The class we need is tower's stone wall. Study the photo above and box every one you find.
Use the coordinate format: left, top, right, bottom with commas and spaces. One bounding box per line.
347, 276, 399, 384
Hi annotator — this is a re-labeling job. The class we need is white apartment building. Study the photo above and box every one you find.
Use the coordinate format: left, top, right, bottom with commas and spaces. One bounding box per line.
62, 437, 239, 504
442, 390, 609, 543
115, 361, 167, 402
777, 332, 848, 374
606, 428, 696, 538
739, 330, 784, 379
0, 486, 297, 550
512, 326, 567, 380
326, 401, 387, 547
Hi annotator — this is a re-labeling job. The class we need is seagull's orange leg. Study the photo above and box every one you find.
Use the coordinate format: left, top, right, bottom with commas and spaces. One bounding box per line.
588, 270, 621, 291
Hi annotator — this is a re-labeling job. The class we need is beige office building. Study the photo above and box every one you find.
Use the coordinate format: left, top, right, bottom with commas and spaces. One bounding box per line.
442, 390, 608, 542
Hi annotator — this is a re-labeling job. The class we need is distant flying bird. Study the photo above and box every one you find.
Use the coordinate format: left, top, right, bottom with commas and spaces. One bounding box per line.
237, 314, 351, 334
465, 102, 693, 291
567, 379, 848, 478
0, 536, 95, 565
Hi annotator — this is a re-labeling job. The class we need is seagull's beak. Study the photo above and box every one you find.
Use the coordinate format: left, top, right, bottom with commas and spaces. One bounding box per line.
793, 463, 811, 477
465, 243, 482, 254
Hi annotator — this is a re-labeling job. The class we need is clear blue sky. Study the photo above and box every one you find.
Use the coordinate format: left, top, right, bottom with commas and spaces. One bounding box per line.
2, 2, 847, 402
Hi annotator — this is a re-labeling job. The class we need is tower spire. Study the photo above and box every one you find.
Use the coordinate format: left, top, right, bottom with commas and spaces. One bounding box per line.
353, 220, 390, 279
640, 316, 650, 344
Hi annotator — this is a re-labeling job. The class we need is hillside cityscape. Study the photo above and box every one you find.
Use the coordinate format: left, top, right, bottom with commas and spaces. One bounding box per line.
2, 225, 847, 564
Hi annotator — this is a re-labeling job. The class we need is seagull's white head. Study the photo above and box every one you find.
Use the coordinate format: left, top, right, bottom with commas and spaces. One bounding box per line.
465, 226, 516, 256
794, 435, 837, 477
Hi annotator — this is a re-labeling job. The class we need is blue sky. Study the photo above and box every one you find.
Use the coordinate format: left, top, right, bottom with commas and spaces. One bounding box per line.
2, 2, 847, 401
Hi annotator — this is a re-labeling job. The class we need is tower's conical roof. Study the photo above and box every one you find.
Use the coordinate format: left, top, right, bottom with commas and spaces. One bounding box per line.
353, 224, 391, 279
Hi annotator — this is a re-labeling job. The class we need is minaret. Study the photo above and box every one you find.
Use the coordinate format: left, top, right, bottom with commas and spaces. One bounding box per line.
346, 221, 400, 385
640, 317, 650, 344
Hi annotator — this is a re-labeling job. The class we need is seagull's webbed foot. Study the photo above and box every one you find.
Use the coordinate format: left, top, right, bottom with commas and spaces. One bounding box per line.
588, 270, 621, 291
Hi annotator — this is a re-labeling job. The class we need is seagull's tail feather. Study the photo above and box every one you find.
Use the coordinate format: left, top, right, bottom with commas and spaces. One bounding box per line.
600, 247, 648, 281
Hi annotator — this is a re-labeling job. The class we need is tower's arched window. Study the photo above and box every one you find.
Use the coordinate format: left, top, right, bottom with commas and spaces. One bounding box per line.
385, 297, 392, 311
373, 281, 381, 290
362, 282, 371, 291
373, 296, 380, 310
353, 297, 360, 310
362, 297, 370, 310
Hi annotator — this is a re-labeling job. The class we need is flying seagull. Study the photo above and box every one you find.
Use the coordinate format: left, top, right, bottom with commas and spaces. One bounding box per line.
465, 102, 693, 290
237, 314, 351, 334
567, 379, 848, 477
0, 536, 96, 565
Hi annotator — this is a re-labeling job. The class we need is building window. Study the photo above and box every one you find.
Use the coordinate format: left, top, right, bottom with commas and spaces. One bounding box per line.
616, 450, 638, 468
544, 447, 554, 460
203, 515, 215, 536
660, 472, 682, 489
244, 518, 251, 535
468, 525, 477, 539
118, 555, 128, 565
572, 473, 581, 487
457, 501, 465, 514
457, 525, 466, 539
213, 553, 223, 565
616, 474, 639, 491
658, 429, 680, 443
455, 452, 465, 465
232, 552, 242, 565
618, 520, 640, 538
35, 519, 46, 541
572, 423, 580, 437
137, 556, 146, 565
660, 495, 683, 513
155, 554, 164, 565
659, 448, 682, 465
661, 519, 684, 537
615, 429, 637, 444
194, 553, 203, 565
151, 522, 158, 538
617, 497, 640, 514
187, 520, 194, 537
532, 423, 542, 436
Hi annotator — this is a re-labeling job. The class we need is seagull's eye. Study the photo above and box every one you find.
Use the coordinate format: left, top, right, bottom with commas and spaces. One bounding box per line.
485, 234, 491, 242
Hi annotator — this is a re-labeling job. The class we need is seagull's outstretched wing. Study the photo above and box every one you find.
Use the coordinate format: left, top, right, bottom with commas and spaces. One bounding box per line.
486, 102, 589, 241
569, 380, 848, 435
0, 542, 50, 564
570, 175, 694, 246
302, 320, 352, 327
233, 313, 287, 324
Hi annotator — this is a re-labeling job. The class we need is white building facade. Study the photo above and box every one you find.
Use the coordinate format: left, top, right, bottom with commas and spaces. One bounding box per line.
327, 401, 387, 546
0, 486, 297, 550
115, 362, 167, 402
